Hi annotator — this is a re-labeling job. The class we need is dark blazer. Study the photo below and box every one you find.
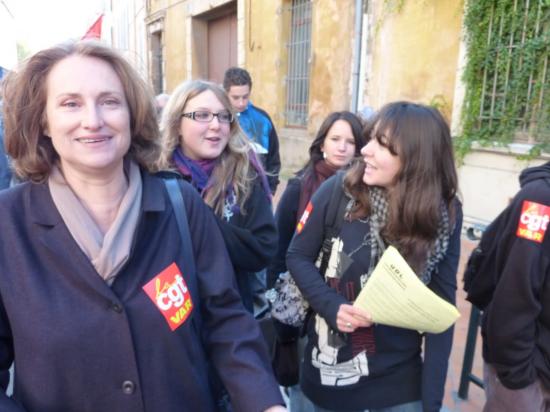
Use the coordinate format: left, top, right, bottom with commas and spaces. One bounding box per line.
0, 170, 282, 412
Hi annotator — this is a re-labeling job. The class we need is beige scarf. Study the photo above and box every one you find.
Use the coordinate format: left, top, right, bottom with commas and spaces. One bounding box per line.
48, 160, 142, 285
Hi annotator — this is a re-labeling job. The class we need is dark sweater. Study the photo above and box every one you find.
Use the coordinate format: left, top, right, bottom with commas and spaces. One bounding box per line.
286, 176, 462, 412
481, 161, 550, 390
179, 172, 277, 312
267, 177, 301, 288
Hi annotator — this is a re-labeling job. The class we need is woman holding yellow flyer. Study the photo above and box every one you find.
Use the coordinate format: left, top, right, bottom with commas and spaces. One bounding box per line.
286, 101, 462, 412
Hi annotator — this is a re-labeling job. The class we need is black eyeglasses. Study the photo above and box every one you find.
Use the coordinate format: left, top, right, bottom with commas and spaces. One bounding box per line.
182, 110, 234, 124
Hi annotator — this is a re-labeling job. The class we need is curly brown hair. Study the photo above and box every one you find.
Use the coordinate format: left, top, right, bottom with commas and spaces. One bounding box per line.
1, 40, 160, 182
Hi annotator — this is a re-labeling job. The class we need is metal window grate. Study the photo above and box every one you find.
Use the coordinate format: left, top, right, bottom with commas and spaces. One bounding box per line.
477, 0, 549, 143
151, 31, 164, 95
285, 0, 312, 127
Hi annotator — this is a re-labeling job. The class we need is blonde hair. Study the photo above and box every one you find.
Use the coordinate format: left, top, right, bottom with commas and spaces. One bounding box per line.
2, 40, 160, 182
157, 79, 256, 216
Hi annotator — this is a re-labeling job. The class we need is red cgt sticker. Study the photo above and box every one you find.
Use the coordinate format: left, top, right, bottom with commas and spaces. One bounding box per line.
296, 202, 313, 234
143, 262, 193, 331
516, 200, 550, 243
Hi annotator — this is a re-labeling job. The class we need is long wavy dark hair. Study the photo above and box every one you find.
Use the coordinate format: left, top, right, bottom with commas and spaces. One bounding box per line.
344, 101, 458, 271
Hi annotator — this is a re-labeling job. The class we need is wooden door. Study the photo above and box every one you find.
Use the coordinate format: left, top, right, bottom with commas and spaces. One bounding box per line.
207, 12, 237, 84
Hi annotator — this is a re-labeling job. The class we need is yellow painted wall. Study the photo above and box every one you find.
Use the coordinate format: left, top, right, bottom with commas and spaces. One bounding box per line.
242, 0, 357, 171
308, 0, 355, 134
164, 3, 187, 91
147, 0, 187, 92
244, 0, 356, 135
366, 0, 464, 120
149, 0, 464, 126
148, 0, 357, 133
242, 0, 287, 126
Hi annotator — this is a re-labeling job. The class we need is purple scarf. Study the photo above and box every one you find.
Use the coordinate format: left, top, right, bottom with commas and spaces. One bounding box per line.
172, 147, 271, 218
173, 147, 217, 193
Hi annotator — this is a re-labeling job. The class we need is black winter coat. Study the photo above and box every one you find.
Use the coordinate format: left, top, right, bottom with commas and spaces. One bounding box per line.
481, 161, 550, 390
179, 173, 277, 312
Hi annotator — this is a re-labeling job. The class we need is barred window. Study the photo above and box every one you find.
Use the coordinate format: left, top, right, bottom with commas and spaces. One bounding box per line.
462, 0, 549, 145
284, 0, 312, 127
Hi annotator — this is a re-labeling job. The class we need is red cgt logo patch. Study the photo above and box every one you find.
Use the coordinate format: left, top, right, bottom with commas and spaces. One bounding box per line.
296, 202, 313, 234
143, 262, 193, 331
516, 200, 550, 243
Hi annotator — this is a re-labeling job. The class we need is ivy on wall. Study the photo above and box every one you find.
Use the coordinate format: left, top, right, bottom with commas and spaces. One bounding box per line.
456, 0, 550, 160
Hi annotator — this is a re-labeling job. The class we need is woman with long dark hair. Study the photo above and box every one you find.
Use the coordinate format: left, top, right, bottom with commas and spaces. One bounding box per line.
267, 111, 365, 411
286, 102, 462, 412
268, 111, 365, 288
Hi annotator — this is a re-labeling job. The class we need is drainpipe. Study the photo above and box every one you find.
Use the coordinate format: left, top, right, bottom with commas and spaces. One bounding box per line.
350, 0, 363, 113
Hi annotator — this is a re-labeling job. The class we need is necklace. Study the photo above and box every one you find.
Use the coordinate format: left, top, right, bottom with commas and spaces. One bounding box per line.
347, 229, 373, 258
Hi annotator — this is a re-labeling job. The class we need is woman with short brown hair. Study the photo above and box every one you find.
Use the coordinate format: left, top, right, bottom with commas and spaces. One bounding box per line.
0, 41, 284, 412
3, 41, 160, 182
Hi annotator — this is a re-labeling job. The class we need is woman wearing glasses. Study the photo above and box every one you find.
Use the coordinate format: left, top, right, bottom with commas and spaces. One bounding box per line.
157, 80, 277, 314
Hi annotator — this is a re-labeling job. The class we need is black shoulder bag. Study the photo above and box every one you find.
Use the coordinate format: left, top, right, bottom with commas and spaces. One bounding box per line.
269, 172, 349, 328
163, 178, 196, 276
268, 173, 349, 387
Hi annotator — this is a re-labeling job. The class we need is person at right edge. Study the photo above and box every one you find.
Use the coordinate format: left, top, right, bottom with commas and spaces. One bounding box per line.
480, 161, 550, 412
287, 102, 462, 412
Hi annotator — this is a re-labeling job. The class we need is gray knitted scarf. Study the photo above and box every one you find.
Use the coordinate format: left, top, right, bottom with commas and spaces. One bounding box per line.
366, 186, 451, 284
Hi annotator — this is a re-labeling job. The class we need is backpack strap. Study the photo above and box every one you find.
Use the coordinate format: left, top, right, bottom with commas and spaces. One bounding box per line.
298, 172, 350, 336
325, 171, 349, 236
318, 172, 349, 276
163, 178, 196, 277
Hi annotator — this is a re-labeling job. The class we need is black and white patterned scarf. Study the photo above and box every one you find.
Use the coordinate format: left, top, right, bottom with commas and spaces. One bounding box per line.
366, 186, 451, 284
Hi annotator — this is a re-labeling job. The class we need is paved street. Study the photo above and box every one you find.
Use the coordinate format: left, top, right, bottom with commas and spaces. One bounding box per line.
442, 238, 485, 411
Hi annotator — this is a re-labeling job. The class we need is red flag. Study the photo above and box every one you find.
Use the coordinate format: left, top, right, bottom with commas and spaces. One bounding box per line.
82, 14, 103, 40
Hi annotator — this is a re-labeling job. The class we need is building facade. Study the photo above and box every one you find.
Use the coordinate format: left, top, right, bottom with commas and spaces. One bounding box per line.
0, 0, 17, 74
110, 0, 549, 226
